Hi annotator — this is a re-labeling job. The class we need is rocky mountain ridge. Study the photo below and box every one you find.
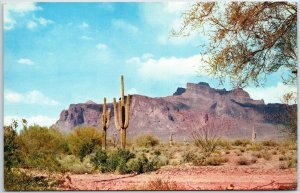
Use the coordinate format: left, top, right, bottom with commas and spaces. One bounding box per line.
54, 82, 295, 141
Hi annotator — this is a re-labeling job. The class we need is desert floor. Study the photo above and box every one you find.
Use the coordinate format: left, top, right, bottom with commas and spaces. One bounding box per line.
59, 148, 297, 190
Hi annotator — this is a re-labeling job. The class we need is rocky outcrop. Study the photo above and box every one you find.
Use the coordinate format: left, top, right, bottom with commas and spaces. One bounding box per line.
54, 82, 295, 140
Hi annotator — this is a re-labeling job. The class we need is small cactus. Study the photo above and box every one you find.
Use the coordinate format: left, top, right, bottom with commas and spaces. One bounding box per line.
169, 132, 174, 147
101, 97, 111, 150
251, 126, 256, 142
113, 75, 130, 149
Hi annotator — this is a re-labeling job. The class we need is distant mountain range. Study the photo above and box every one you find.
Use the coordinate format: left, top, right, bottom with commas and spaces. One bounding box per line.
54, 82, 296, 141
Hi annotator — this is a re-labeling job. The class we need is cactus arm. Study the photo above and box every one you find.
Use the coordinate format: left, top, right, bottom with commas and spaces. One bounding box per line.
103, 97, 107, 117
124, 94, 130, 128
113, 98, 121, 130
118, 100, 124, 128
101, 114, 105, 129
121, 75, 125, 106
106, 109, 111, 128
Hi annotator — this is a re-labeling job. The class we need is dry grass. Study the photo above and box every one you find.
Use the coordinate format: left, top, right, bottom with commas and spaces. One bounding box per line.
128, 178, 186, 190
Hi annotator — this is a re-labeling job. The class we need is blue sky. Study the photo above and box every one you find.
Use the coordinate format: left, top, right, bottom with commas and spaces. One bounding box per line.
3, 2, 295, 127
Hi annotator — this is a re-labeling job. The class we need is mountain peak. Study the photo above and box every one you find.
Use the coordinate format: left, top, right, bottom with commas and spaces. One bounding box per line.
85, 100, 96, 104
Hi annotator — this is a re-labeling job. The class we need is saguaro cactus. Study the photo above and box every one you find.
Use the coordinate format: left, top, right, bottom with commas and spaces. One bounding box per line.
101, 97, 111, 150
113, 75, 130, 149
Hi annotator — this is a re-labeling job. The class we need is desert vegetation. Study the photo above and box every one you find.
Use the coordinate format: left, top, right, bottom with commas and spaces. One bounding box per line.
4, 117, 297, 190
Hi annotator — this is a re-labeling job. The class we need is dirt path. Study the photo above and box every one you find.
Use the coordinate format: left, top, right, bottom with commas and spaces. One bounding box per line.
61, 165, 297, 190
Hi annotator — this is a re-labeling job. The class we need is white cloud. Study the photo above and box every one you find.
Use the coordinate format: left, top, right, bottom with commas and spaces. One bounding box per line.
128, 88, 138, 94
125, 57, 141, 65
245, 83, 297, 104
17, 58, 34, 65
26, 20, 38, 29
4, 90, 59, 106
141, 53, 154, 60
78, 22, 89, 29
80, 35, 93, 40
111, 19, 139, 34
141, 2, 200, 45
4, 115, 57, 127
96, 43, 108, 50
36, 16, 53, 26
27, 16, 54, 30
127, 54, 209, 81
26, 90, 59, 105
4, 2, 42, 30
4, 91, 22, 103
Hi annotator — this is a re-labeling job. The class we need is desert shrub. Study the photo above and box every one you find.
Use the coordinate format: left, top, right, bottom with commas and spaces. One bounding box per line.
135, 134, 160, 147
232, 139, 251, 147
192, 154, 227, 166
154, 150, 161, 156
57, 155, 95, 174
261, 140, 277, 147
4, 168, 59, 191
127, 154, 156, 174
279, 162, 289, 169
16, 125, 66, 171
182, 150, 198, 163
240, 148, 245, 153
271, 150, 278, 155
225, 150, 230, 154
262, 151, 272, 160
191, 116, 231, 154
205, 156, 228, 166
279, 155, 294, 162
248, 142, 263, 151
251, 151, 262, 158
217, 139, 232, 150
91, 149, 108, 171
91, 149, 135, 173
106, 149, 135, 172
251, 157, 258, 163
237, 157, 250, 165
278, 159, 297, 169
130, 178, 185, 190
67, 127, 102, 159
151, 155, 169, 166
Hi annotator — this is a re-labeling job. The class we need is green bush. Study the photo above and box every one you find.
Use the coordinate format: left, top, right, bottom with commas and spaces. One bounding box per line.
127, 154, 156, 174
67, 127, 102, 159
4, 120, 20, 170
91, 149, 135, 173
16, 125, 66, 171
135, 134, 160, 147
106, 149, 135, 172
57, 155, 95, 174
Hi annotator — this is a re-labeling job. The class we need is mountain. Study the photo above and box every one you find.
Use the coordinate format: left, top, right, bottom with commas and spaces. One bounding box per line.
54, 82, 296, 141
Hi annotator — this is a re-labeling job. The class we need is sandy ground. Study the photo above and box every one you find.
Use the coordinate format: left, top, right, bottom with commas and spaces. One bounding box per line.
60, 164, 297, 190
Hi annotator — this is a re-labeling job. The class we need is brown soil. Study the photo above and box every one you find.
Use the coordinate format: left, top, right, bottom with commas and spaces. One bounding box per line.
60, 164, 297, 190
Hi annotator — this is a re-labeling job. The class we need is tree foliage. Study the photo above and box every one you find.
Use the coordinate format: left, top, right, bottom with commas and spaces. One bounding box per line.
4, 120, 19, 170
17, 125, 66, 170
174, 2, 297, 87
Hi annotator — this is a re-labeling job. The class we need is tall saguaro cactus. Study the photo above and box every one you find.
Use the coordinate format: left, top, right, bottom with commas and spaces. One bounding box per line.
101, 97, 111, 150
113, 75, 130, 149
